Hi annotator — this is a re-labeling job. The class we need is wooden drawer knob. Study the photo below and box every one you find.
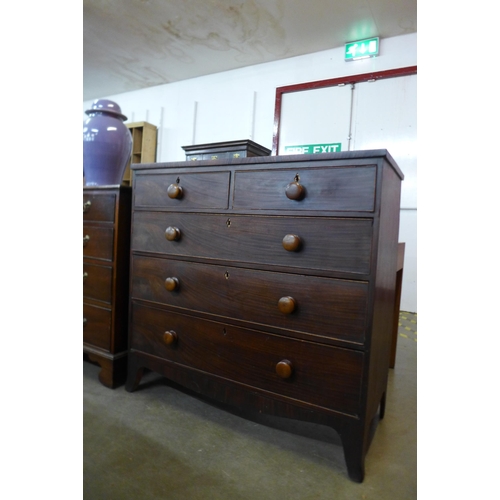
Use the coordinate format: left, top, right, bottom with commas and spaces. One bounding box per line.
282, 234, 301, 252
164, 277, 179, 291
163, 330, 178, 345
278, 296, 296, 314
83, 200, 92, 213
165, 226, 181, 241
285, 182, 304, 200
167, 183, 183, 199
276, 360, 293, 379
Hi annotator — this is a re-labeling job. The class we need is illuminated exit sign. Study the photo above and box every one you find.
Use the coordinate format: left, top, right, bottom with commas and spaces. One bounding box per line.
284, 143, 341, 155
345, 37, 379, 61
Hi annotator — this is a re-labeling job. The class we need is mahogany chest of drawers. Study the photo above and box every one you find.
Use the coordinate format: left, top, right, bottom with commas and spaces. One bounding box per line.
126, 151, 404, 481
83, 185, 131, 388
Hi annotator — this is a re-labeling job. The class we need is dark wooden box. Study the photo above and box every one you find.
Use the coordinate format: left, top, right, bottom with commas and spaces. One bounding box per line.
182, 139, 271, 161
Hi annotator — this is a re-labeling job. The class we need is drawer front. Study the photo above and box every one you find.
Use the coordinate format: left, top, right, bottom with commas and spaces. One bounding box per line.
83, 193, 116, 222
132, 257, 368, 344
202, 152, 232, 161
134, 172, 230, 209
186, 151, 250, 161
83, 263, 113, 303
132, 212, 372, 275
83, 226, 114, 261
130, 303, 364, 416
233, 166, 376, 212
83, 303, 111, 350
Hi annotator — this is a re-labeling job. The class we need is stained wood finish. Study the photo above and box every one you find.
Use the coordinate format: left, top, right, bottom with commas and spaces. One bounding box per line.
134, 172, 230, 209
182, 139, 271, 161
131, 257, 368, 345
130, 303, 364, 416
127, 150, 403, 482
83, 226, 114, 261
132, 212, 373, 277
83, 193, 116, 222
83, 303, 111, 350
83, 186, 131, 388
233, 166, 376, 211
83, 263, 112, 303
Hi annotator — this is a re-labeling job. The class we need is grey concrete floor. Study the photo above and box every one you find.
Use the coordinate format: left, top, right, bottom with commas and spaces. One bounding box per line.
83, 314, 416, 499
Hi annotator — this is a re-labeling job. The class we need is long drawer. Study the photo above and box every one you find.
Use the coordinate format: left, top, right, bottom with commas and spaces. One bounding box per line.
132, 212, 372, 276
131, 256, 368, 345
130, 302, 364, 416
83, 303, 111, 350
233, 165, 376, 212
83, 262, 112, 303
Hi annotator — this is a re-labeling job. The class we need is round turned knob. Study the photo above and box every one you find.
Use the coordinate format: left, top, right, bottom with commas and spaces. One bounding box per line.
167, 183, 183, 199
282, 234, 301, 252
276, 360, 293, 379
163, 330, 178, 345
165, 226, 181, 241
285, 181, 305, 201
278, 296, 296, 314
164, 277, 179, 291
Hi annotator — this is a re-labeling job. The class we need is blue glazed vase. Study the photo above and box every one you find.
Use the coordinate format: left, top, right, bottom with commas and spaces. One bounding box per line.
83, 99, 132, 186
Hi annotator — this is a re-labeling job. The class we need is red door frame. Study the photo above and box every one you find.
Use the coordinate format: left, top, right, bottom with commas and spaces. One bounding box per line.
272, 66, 417, 155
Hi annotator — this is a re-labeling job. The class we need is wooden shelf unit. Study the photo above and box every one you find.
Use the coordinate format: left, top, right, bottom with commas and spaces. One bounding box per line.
123, 121, 157, 184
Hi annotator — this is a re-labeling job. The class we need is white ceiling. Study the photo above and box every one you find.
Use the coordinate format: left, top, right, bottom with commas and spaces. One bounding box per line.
83, 0, 417, 102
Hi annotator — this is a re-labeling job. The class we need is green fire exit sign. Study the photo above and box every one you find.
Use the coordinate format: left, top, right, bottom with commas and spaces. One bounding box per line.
345, 37, 379, 61
284, 143, 342, 155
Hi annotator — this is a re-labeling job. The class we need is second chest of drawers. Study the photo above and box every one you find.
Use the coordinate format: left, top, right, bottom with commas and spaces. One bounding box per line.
83, 185, 131, 388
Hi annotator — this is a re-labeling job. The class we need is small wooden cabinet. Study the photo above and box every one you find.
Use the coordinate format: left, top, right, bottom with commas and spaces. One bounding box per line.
122, 121, 157, 184
83, 185, 131, 387
182, 139, 270, 161
126, 151, 403, 481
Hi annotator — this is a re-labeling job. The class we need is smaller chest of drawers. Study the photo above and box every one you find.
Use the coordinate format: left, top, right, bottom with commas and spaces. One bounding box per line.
83, 185, 131, 388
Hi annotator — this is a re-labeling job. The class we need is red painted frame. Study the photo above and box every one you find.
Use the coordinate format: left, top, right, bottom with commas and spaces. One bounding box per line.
272, 66, 417, 155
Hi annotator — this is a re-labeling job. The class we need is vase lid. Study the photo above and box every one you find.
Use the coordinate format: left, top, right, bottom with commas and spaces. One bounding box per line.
85, 99, 128, 120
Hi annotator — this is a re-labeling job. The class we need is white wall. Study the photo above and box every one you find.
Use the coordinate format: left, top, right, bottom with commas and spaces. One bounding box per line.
83, 33, 417, 312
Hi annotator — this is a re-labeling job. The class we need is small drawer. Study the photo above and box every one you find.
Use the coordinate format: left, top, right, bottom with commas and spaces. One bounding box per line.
130, 303, 364, 416
83, 226, 114, 261
83, 194, 116, 222
83, 263, 113, 303
202, 152, 232, 161
83, 303, 111, 350
134, 172, 230, 209
233, 166, 376, 212
131, 257, 369, 345
132, 212, 372, 276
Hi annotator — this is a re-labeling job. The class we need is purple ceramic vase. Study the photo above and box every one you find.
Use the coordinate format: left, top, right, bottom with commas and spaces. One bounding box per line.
83, 99, 132, 186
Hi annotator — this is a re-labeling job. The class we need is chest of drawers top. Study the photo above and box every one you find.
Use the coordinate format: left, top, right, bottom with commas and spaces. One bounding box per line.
132, 150, 403, 215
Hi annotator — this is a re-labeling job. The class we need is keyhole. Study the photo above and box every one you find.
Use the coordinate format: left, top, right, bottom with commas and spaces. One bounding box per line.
226, 218, 231, 227
224, 271, 230, 280
294, 173, 300, 182
222, 328, 227, 336
176, 177, 180, 184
